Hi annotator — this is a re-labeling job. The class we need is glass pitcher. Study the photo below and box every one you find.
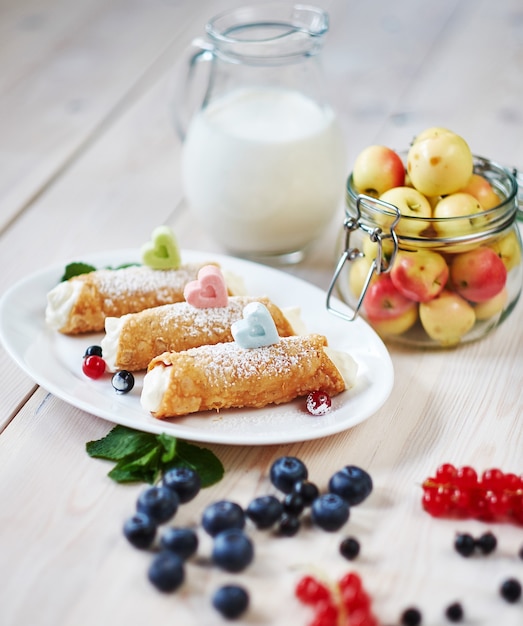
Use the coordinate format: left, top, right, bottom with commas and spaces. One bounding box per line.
176, 4, 346, 264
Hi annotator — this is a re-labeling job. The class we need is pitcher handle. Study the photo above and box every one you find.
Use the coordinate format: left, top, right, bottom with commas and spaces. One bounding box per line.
171, 38, 214, 142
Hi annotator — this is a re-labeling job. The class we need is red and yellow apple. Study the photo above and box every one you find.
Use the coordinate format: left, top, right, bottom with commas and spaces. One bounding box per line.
450, 246, 507, 302
459, 173, 501, 210
363, 274, 416, 320
419, 290, 476, 346
488, 230, 522, 272
368, 305, 418, 336
352, 145, 405, 196
433, 192, 487, 239
390, 249, 449, 302
407, 129, 473, 197
379, 186, 433, 237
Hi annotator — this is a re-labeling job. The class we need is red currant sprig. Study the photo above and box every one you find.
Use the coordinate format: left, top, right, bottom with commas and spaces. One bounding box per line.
421, 463, 523, 525
295, 571, 379, 626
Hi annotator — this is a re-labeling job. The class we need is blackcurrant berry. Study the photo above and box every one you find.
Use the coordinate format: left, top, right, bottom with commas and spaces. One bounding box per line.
445, 601, 464, 622
282, 492, 305, 517
500, 578, 522, 603
293, 480, 319, 506
400, 606, 422, 626
111, 370, 135, 394
475, 531, 497, 555
84, 345, 103, 357
339, 536, 360, 560
454, 532, 476, 557
278, 514, 300, 537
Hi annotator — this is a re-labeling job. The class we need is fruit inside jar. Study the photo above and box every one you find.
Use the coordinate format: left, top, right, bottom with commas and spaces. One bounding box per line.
334, 134, 522, 348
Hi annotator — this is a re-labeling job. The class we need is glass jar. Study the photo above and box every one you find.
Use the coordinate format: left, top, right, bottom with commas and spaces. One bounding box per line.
328, 155, 523, 347
175, 4, 346, 264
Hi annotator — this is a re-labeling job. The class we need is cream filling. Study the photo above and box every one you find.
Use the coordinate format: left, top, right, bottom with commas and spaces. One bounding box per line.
141, 365, 171, 413
101, 316, 125, 372
282, 306, 307, 335
140, 346, 358, 414
45, 281, 83, 330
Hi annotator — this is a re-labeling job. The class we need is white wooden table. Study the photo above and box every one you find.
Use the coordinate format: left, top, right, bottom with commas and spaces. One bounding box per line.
1, 1, 522, 625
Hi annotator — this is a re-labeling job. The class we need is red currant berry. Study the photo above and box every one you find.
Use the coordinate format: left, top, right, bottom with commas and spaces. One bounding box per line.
350, 610, 378, 626
486, 491, 511, 519
455, 465, 478, 488
312, 600, 338, 625
295, 575, 331, 606
422, 487, 451, 517
502, 472, 521, 493
480, 468, 505, 489
450, 487, 472, 516
306, 391, 332, 416
338, 571, 362, 594
82, 355, 106, 379
435, 463, 457, 483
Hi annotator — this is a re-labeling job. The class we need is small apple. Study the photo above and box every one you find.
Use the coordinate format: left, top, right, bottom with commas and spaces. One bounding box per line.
488, 230, 522, 272
363, 274, 416, 320
407, 129, 473, 196
379, 186, 433, 238
419, 290, 476, 346
411, 127, 455, 144
433, 192, 487, 239
473, 287, 508, 320
352, 145, 405, 196
367, 305, 418, 336
348, 256, 374, 298
390, 249, 449, 302
450, 246, 507, 302
362, 236, 395, 263
459, 173, 501, 210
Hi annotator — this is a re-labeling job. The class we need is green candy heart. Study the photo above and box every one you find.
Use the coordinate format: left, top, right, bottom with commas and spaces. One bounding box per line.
141, 226, 181, 270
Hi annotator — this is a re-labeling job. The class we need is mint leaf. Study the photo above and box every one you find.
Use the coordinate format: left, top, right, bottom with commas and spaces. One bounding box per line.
86, 425, 224, 487
61, 261, 97, 281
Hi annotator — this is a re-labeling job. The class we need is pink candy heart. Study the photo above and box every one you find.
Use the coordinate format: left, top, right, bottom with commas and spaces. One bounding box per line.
184, 265, 228, 308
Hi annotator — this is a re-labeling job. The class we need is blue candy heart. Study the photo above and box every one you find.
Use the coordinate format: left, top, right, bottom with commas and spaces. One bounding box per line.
231, 302, 280, 349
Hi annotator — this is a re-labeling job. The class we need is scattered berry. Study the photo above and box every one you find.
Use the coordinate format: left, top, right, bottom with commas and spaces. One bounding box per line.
311, 493, 350, 531
278, 513, 301, 537
454, 533, 476, 557
339, 536, 360, 560
400, 606, 422, 626
306, 390, 332, 415
245, 495, 283, 529
123, 512, 156, 549
475, 531, 497, 555
136, 485, 179, 525
162, 466, 201, 503
147, 550, 185, 592
269, 456, 308, 494
293, 480, 320, 506
202, 500, 245, 537
82, 354, 106, 379
500, 577, 522, 603
328, 465, 373, 506
111, 370, 134, 394
212, 584, 249, 620
282, 492, 305, 517
84, 345, 103, 357
445, 601, 464, 622
295, 575, 331, 605
159, 527, 198, 560
212, 529, 254, 572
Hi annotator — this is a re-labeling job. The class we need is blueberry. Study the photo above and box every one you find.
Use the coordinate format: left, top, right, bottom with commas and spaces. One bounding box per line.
500, 578, 522, 603
136, 485, 179, 525
123, 512, 156, 549
245, 495, 283, 529
269, 456, 308, 494
339, 536, 360, 560
202, 500, 245, 537
162, 466, 201, 503
84, 345, 102, 357
454, 533, 475, 557
278, 514, 300, 537
160, 527, 198, 560
328, 465, 373, 506
311, 493, 350, 531
147, 551, 185, 592
212, 529, 254, 572
293, 480, 319, 506
111, 370, 135, 394
212, 584, 249, 619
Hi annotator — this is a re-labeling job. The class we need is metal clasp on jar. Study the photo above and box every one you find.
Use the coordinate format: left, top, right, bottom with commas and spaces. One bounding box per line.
326, 195, 401, 322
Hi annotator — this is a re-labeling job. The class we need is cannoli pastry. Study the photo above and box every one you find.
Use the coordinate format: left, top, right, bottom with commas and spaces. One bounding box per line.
101, 295, 296, 372
140, 334, 356, 419
45, 263, 234, 334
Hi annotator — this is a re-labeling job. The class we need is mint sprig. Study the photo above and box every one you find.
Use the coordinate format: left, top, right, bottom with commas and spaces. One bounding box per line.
61, 262, 96, 281
86, 425, 224, 486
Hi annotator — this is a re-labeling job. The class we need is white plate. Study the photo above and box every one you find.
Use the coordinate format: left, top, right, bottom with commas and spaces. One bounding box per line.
0, 250, 393, 445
